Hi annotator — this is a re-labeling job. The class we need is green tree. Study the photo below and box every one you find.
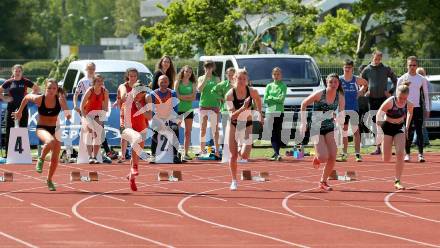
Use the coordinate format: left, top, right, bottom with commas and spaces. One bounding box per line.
295, 9, 359, 58
395, 1, 440, 58
141, 0, 240, 58
352, 0, 404, 59
140, 0, 317, 58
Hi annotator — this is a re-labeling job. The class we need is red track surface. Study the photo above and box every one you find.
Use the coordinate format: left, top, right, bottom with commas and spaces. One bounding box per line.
1, 154, 440, 247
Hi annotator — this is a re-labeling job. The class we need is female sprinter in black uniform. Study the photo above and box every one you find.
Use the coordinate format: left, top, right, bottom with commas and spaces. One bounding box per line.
225, 69, 262, 191
376, 81, 413, 190
13, 79, 70, 191
300, 73, 345, 191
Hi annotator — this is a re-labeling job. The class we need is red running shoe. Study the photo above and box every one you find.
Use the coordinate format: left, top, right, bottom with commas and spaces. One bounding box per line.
319, 181, 333, 191
131, 164, 139, 176
312, 157, 321, 169
127, 174, 137, 192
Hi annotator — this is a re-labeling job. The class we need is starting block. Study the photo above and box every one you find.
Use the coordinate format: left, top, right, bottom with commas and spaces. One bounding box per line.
335, 171, 357, 181
70, 171, 99, 182
328, 170, 356, 181
241, 170, 252, 180
241, 170, 269, 182
328, 170, 338, 180
0, 172, 13, 182
157, 170, 182, 181
344, 171, 357, 181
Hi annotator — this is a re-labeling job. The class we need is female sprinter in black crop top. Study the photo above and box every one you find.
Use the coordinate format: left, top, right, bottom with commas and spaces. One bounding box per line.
225, 69, 262, 191
13, 79, 71, 191
376, 81, 413, 190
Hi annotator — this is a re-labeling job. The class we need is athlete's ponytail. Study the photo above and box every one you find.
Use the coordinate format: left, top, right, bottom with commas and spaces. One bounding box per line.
398, 80, 410, 95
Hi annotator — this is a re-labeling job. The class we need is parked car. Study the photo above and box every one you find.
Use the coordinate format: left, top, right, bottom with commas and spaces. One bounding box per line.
425, 75, 440, 139
27, 60, 153, 146
198, 54, 324, 142
199, 54, 323, 112
61, 60, 153, 93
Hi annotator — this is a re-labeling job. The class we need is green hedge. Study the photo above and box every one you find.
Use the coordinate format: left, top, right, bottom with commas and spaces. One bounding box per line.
22, 60, 55, 82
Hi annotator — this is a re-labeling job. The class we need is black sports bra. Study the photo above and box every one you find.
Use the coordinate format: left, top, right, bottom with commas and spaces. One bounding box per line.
232, 86, 253, 110
38, 95, 61, 117
386, 97, 407, 119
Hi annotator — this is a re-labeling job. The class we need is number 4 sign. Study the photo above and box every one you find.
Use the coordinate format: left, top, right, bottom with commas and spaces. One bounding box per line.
7, 127, 32, 164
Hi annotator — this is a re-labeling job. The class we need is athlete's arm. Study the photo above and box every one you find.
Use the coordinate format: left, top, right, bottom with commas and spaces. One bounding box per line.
12, 94, 42, 120
300, 91, 321, 128
376, 98, 393, 125
59, 94, 72, 120
250, 88, 263, 124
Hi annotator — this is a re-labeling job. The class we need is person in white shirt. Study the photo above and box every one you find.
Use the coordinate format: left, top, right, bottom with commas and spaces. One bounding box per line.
397, 56, 430, 162
415, 67, 430, 146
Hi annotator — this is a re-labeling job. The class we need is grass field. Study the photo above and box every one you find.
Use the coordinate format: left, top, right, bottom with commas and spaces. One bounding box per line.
251, 138, 440, 158
26, 138, 440, 161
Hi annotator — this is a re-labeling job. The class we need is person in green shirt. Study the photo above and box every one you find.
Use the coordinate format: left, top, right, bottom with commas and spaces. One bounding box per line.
263, 67, 287, 161
197, 61, 220, 158
212, 67, 235, 145
174, 65, 197, 160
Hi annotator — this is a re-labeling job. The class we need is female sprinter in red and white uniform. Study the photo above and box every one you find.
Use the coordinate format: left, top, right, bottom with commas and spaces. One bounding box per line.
121, 82, 152, 191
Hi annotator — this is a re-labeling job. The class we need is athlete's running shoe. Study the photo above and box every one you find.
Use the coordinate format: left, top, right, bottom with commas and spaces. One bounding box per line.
36, 158, 44, 173
355, 153, 363, 162
128, 174, 137, 192
336, 153, 347, 162
230, 180, 238, 191
319, 181, 333, 191
394, 180, 405, 190
47, 180, 56, 191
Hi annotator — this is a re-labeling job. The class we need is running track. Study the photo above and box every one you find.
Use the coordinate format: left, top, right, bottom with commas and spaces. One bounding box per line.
1, 154, 440, 247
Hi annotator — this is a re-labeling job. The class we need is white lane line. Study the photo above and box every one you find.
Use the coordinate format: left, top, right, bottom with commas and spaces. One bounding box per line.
384, 181, 440, 224
341, 203, 405, 218
3, 195, 24, 202
238, 203, 296, 218
71, 185, 175, 248
173, 189, 227, 202
177, 186, 309, 247
394, 194, 431, 202
134, 203, 182, 218
102, 195, 126, 202
282, 172, 440, 248
30, 203, 71, 218
0, 231, 38, 248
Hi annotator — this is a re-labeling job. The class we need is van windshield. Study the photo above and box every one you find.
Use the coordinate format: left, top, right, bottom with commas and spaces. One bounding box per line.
98, 72, 152, 93
236, 58, 320, 87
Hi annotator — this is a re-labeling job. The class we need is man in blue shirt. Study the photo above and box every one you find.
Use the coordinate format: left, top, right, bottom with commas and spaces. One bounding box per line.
338, 59, 368, 162
147, 75, 181, 163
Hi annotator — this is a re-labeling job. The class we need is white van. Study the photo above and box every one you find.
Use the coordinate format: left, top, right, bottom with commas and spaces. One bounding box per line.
198, 54, 323, 112
61, 60, 153, 94
57, 60, 153, 147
